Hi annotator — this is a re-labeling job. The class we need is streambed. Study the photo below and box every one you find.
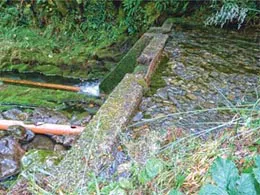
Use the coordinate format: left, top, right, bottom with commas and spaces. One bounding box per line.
123, 22, 259, 166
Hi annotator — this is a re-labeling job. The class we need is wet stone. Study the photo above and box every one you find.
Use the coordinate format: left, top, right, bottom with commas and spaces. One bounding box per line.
156, 88, 168, 100
23, 135, 55, 151
7, 126, 35, 143
2, 109, 28, 121
30, 108, 69, 125
0, 136, 25, 181
128, 22, 259, 154
50, 135, 78, 147
132, 112, 143, 122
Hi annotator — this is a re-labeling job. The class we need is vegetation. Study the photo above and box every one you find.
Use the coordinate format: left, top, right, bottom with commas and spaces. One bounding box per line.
0, 0, 258, 79
200, 157, 260, 194
84, 100, 260, 194
0, 0, 259, 194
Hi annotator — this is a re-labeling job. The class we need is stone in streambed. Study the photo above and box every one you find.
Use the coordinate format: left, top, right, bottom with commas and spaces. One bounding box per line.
186, 93, 197, 101
23, 135, 55, 151
7, 126, 35, 143
0, 136, 25, 181
132, 112, 143, 122
2, 109, 28, 121
30, 108, 68, 125
50, 135, 78, 147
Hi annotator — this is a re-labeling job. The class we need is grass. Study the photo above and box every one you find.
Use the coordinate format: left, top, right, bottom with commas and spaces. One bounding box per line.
5, 96, 260, 194
121, 100, 260, 194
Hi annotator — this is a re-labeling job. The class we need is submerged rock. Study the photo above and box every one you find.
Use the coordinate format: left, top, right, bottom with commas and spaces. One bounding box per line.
23, 135, 55, 151
0, 136, 25, 181
2, 109, 28, 121
132, 112, 143, 122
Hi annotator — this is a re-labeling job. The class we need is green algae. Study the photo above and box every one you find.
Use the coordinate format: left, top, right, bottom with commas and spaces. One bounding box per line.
146, 55, 169, 96
50, 74, 144, 192
0, 84, 102, 111
100, 35, 151, 93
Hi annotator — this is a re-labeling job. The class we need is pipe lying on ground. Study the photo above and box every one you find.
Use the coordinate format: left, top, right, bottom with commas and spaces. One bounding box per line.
0, 78, 81, 92
0, 120, 84, 135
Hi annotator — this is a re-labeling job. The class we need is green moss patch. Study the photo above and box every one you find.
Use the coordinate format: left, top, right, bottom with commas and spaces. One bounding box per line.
100, 35, 151, 93
146, 55, 169, 96
0, 85, 102, 111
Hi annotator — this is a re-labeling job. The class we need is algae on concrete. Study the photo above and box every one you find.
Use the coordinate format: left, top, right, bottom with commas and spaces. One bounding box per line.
99, 35, 151, 93
0, 84, 103, 111
50, 74, 144, 193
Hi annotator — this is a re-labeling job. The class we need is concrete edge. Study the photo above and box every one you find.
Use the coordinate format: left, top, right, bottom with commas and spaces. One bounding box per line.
9, 19, 172, 194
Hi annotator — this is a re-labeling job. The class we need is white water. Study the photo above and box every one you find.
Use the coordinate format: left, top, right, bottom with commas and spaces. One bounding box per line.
79, 81, 100, 97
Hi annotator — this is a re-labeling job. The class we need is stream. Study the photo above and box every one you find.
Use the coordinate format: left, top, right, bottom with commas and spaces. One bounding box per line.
0, 21, 259, 190
123, 22, 259, 166
0, 72, 104, 187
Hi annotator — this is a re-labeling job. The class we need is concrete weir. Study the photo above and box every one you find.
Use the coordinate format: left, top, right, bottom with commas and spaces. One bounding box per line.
9, 19, 172, 193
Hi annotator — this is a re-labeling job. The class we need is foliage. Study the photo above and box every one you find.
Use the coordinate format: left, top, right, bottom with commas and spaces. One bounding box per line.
122, 0, 145, 34
206, 0, 260, 28
155, 0, 190, 14
199, 157, 260, 195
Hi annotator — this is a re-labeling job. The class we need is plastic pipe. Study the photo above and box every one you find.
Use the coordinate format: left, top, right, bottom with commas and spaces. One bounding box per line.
0, 120, 84, 135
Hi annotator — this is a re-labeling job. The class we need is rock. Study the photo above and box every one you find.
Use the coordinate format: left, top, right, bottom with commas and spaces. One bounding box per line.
30, 108, 68, 125
54, 144, 66, 152
0, 136, 25, 181
50, 135, 78, 147
156, 88, 168, 100
23, 135, 55, 151
132, 112, 143, 122
186, 93, 197, 101
7, 125, 35, 143
2, 109, 28, 121
71, 115, 92, 126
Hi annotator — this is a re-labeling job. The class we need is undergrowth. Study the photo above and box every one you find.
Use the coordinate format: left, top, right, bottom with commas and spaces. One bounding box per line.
12, 96, 260, 194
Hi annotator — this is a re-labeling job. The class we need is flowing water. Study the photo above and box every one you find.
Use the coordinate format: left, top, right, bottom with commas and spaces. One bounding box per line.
0, 72, 103, 186
125, 22, 259, 165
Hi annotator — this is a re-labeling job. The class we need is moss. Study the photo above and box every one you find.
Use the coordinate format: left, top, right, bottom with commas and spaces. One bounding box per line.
100, 35, 151, 93
0, 25, 132, 80
145, 55, 169, 96
33, 65, 63, 75
0, 85, 102, 111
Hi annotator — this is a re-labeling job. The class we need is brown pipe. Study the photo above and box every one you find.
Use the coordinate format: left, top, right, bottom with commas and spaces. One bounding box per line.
0, 78, 81, 92
0, 120, 84, 135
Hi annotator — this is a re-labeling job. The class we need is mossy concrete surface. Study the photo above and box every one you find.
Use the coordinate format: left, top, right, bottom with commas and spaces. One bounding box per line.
9, 19, 171, 193
99, 35, 151, 93
137, 34, 168, 66
48, 21, 171, 192
49, 74, 144, 192
147, 18, 173, 34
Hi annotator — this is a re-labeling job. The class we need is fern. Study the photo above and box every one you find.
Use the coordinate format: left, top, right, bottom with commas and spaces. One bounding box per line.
206, 0, 259, 29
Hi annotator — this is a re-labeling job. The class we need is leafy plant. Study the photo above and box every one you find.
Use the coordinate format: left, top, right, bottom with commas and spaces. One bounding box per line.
122, 0, 146, 34
206, 0, 260, 29
138, 158, 164, 184
200, 156, 260, 195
